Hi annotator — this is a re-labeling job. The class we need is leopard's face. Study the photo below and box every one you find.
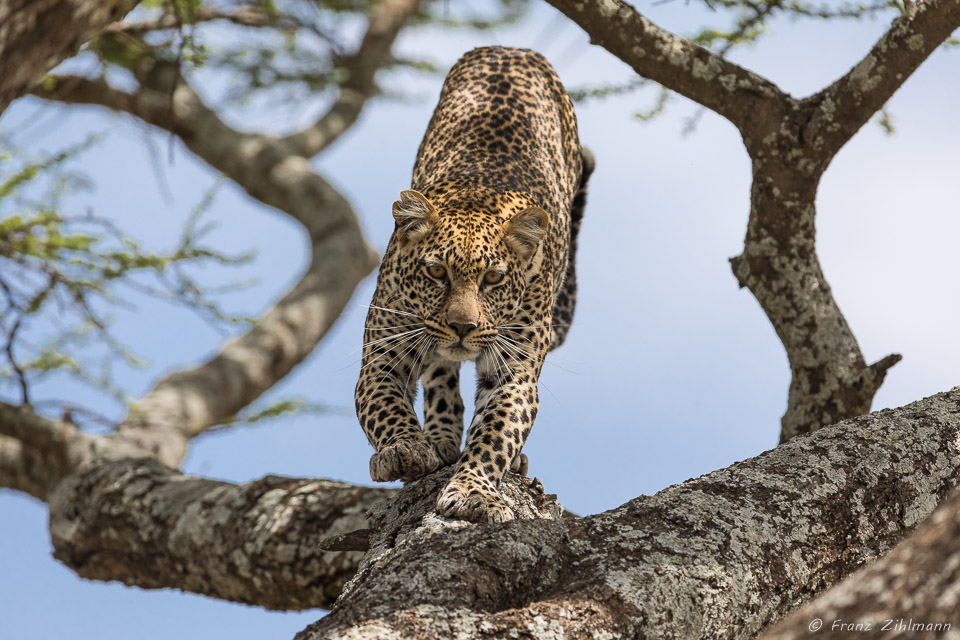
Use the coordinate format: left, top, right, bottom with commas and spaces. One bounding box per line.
386, 189, 548, 363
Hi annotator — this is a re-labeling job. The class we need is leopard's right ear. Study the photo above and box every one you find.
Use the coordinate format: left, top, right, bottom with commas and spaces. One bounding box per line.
392, 190, 438, 244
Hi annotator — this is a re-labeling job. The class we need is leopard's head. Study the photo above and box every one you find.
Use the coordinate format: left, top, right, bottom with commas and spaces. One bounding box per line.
387, 188, 548, 362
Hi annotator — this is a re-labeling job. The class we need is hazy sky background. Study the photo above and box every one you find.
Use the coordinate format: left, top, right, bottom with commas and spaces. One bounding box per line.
2, 2, 958, 638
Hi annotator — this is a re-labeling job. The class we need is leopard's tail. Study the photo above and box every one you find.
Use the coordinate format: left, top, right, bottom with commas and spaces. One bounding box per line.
549, 148, 594, 352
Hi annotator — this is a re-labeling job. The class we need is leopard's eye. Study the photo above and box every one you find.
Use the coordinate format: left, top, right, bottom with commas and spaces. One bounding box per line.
483, 270, 504, 285
425, 263, 447, 280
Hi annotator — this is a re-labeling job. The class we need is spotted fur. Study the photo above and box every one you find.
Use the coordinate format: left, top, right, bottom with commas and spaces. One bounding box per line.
355, 46, 592, 523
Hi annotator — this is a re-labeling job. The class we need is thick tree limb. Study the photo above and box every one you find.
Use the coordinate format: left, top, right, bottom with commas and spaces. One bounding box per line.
730, 176, 902, 443
0, 401, 390, 605
0, 0, 141, 114
542, 0, 787, 135
298, 387, 960, 639
48, 457, 395, 610
0, 399, 77, 452
760, 486, 960, 639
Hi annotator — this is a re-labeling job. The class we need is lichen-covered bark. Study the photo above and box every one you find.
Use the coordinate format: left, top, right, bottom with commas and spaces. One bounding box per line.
547, 0, 960, 441
0, 0, 141, 113
760, 487, 960, 639
811, 0, 960, 159
299, 387, 960, 639
0, 401, 394, 606
729, 161, 900, 443
48, 458, 395, 610
542, 0, 786, 132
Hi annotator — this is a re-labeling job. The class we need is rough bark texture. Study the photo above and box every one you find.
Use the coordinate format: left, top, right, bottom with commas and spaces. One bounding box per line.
48, 458, 394, 610
0, 0, 141, 114
760, 487, 960, 639
299, 388, 960, 639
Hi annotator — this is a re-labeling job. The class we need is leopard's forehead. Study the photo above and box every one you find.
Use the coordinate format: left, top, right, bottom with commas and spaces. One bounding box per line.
416, 213, 508, 273
406, 187, 534, 270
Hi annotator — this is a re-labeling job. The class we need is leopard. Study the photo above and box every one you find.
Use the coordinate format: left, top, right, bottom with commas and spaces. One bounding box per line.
354, 46, 593, 523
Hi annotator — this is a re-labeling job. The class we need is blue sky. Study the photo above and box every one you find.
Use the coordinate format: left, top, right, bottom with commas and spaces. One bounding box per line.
1, 2, 958, 638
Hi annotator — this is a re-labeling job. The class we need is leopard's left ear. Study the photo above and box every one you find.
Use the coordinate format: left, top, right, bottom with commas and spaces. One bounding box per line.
504, 206, 549, 259
392, 189, 438, 244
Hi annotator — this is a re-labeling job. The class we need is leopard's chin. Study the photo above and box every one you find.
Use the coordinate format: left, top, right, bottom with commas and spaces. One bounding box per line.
439, 345, 479, 362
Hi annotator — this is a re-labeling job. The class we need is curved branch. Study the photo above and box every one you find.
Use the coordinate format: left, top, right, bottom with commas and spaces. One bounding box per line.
0, 0, 141, 113
104, 6, 302, 34
810, 0, 960, 159
0, 399, 76, 452
542, 0, 787, 135
300, 386, 960, 639
48, 457, 395, 610
33, 74, 379, 466
280, 0, 424, 157
0, 434, 59, 500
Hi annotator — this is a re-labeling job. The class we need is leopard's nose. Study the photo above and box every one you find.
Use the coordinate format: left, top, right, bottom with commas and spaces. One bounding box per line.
448, 321, 476, 338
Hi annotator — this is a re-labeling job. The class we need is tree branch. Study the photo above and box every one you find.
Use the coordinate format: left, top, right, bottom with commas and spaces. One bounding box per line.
0, 0, 141, 114
33, 73, 379, 466
25, 0, 421, 458
729, 178, 903, 442
0, 399, 75, 453
0, 401, 157, 498
810, 0, 960, 159
760, 486, 960, 638
47, 457, 396, 610
298, 386, 960, 639
542, 0, 787, 135
104, 6, 302, 35
280, 0, 423, 157
0, 434, 59, 500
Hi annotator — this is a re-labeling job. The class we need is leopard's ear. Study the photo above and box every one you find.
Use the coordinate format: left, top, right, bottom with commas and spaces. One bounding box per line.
504, 206, 549, 259
392, 190, 438, 244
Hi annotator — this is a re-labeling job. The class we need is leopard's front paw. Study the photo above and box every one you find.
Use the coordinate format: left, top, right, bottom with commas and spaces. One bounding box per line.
436, 473, 514, 523
369, 436, 442, 483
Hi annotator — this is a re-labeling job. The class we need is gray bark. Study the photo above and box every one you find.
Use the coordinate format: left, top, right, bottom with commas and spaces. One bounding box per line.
760, 487, 960, 639
48, 458, 393, 610
0, 0, 141, 113
297, 387, 960, 639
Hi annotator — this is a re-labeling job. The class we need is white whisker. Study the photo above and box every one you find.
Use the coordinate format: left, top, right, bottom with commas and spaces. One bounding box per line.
359, 329, 425, 372
361, 327, 425, 350
367, 304, 421, 319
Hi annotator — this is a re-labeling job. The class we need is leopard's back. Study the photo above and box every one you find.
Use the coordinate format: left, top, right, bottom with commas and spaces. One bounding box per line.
411, 46, 587, 347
